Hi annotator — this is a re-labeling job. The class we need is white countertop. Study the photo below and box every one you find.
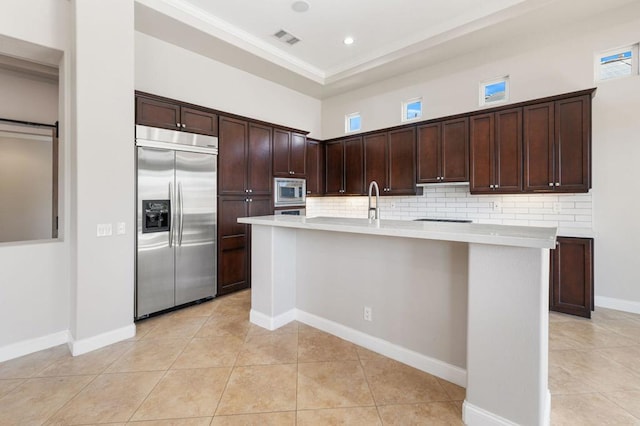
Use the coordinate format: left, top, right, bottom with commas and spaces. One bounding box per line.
238, 215, 557, 249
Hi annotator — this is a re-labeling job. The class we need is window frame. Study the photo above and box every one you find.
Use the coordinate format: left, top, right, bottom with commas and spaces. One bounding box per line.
479, 76, 509, 107
595, 44, 638, 82
345, 112, 361, 133
401, 97, 423, 122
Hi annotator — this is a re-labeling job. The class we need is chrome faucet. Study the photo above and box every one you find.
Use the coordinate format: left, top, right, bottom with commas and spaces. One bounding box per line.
368, 181, 380, 220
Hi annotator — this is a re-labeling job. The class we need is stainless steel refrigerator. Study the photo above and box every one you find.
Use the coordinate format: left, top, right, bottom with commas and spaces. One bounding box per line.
135, 125, 217, 319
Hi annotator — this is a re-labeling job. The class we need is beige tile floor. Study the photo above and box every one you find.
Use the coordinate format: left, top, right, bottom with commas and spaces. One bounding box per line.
1, 289, 639, 425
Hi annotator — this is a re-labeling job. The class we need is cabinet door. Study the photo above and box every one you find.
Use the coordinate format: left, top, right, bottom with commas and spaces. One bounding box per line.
181, 107, 218, 136
218, 117, 248, 195
441, 117, 469, 182
344, 137, 365, 195
555, 95, 590, 192
550, 237, 593, 318
470, 113, 494, 193
388, 127, 416, 195
290, 132, 307, 176
524, 102, 555, 192
247, 123, 272, 195
217, 196, 249, 295
273, 129, 291, 176
495, 108, 523, 193
306, 139, 324, 196
325, 141, 344, 195
364, 132, 387, 191
136, 96, 181, 131
417, 123, 441, 183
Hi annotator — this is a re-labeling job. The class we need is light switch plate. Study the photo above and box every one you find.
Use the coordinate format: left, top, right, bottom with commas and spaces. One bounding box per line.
117, 222, 126, 235
97, 223, 113, 237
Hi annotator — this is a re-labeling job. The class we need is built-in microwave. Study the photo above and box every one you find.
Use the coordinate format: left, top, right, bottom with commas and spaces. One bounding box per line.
274, 177, 306, 207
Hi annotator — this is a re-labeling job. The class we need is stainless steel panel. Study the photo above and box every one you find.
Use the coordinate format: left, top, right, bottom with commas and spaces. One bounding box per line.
136, 125, 218, 150
175, 150, 217, 304
136, 147, 176, 318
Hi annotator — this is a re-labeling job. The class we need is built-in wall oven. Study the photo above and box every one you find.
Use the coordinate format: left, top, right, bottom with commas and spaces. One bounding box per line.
274, 208, 306, 216
274, 177, 306, 207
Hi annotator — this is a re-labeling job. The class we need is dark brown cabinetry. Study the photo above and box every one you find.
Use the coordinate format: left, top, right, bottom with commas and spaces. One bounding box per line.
524, 95, 591, 193
219, 117, 272, 196
470, 108, 522, 193
364, 127, 416, 195
273, 129, 306, 176
550, 237, 594, 318
217, 196, 272, 295
136, 95, 218, 136
325, 137, 365, 195
306, 139, 324, 196
417, 118, 469, 183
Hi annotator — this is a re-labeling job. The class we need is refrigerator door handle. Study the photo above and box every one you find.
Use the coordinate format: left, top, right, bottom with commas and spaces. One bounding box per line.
178, 181, 184, 246
168, 182, 174, 248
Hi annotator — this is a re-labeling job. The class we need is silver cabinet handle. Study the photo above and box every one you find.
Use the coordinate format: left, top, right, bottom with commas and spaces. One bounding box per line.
176, 122, 181, 128
555, 182, 560, 187
307, 190, 311, 194
168, 182, 174, 248
249, 189, 253, 193
182, 123, 186, 128
548, 183, 554, 187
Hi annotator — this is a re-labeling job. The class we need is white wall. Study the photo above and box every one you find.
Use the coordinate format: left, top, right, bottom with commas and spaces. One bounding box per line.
135, 32, 322, 138
0, 0, 70, 356
70, 0, 135, 344
320, 3, 640, 311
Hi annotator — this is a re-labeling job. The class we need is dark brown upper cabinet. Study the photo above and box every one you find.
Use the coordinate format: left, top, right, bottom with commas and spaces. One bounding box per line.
273, 129, 307, 176
550, 237, 594, 318
364, 127, 417, 195
325, 137, 365, 196
306, 139, 324, 196
470, 108, 523, 194
524, 95, 591, 193
219, 117, 272, 196
417, 117, 469, 184
136, 95, 218, 136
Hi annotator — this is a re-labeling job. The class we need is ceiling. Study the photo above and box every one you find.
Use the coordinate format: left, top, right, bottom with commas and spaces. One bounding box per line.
135, 0, 637, 98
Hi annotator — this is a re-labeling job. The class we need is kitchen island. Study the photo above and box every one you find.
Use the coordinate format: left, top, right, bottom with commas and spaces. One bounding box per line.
238, 215, 556, 426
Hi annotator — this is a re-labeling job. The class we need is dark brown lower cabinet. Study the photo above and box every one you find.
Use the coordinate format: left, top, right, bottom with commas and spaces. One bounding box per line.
218, 196, 272, 296
550, 237, 594, 318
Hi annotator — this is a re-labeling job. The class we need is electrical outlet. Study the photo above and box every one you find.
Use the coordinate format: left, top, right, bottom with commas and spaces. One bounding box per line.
363, 306, 373, 322
117, 222, 126, 235
492, 201, 502, 212
552, 202, 561, 213
390, 202, 396, 209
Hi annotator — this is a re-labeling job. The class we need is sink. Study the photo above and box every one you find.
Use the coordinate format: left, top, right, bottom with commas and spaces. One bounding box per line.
414, 218, 472, 223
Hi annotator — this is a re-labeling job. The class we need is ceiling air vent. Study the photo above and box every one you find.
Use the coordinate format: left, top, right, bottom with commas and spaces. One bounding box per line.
273, 29, 301, 46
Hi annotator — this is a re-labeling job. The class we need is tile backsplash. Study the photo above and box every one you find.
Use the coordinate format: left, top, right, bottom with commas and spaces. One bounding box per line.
306, 184, 592, 230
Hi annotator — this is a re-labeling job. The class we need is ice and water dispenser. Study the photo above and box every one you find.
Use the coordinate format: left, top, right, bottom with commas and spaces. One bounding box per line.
142, 200, 170, 233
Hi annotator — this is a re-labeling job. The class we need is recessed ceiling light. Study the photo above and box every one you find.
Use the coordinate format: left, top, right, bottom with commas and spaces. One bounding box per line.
291, 1, 310, 12
343, 37, 354, 45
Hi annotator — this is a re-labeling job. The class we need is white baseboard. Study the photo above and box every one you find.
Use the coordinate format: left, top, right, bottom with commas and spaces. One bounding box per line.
595, 296, 640, 315
462, 390, 550, 426
0, 330, 71, 363
296, 310, 467, 388
68, 324, 136, 356
250, 309, 296, 331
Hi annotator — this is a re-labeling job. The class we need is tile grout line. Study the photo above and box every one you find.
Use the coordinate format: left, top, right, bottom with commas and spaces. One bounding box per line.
356, 348, 384, 424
